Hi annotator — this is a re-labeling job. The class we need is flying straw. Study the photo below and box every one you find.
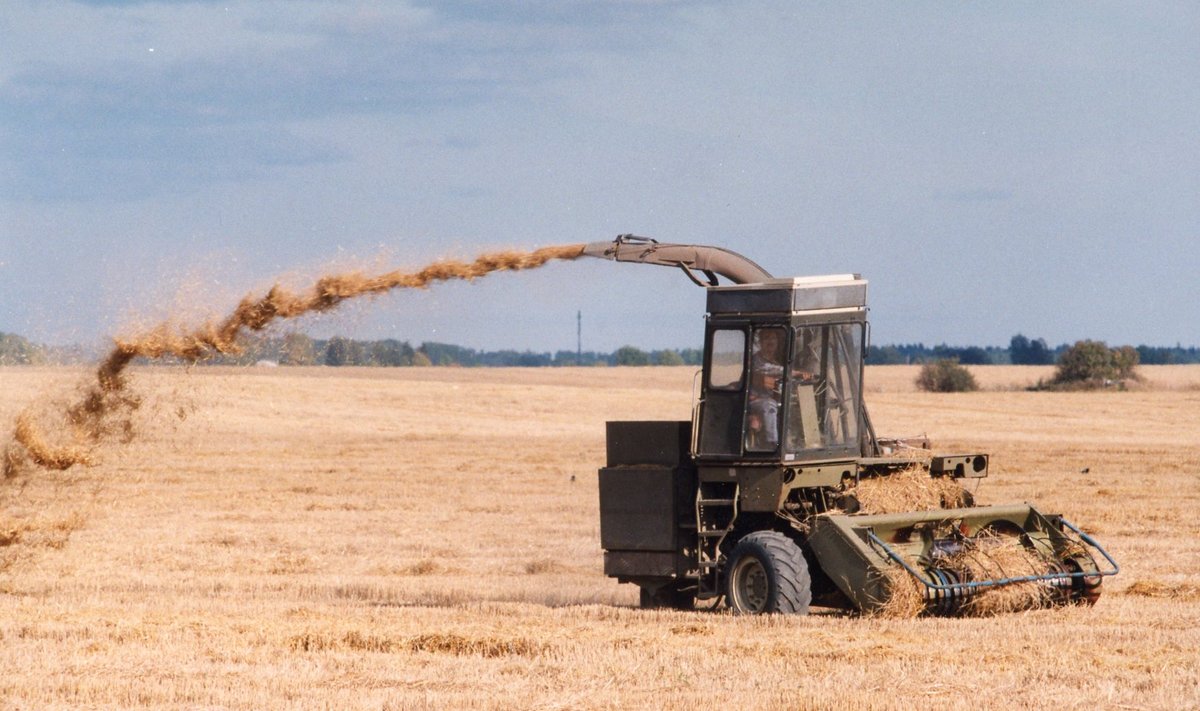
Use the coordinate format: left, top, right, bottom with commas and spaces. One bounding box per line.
3, 244, 587, 477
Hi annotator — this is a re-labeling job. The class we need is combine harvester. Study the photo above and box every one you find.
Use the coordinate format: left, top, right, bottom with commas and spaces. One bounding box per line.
584, 235, 1117, 615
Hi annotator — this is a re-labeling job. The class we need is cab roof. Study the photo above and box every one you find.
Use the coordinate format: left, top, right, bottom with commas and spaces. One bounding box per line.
707, 274, 868, 316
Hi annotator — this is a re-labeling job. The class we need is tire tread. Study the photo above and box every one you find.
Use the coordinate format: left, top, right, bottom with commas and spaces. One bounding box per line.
726, 530, 812, 614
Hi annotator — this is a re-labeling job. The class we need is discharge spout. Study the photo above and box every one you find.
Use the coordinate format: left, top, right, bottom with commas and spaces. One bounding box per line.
581, 234, 772, 286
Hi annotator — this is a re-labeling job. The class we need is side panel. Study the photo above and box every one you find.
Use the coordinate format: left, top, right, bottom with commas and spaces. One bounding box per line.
807, 514, 890, 612
697, 392, 743, 456
604, 551, 689, 578
599, 420, 697, 581
737, 467, 783, 512
598, 466, 691, 551
606, 421, 691, 467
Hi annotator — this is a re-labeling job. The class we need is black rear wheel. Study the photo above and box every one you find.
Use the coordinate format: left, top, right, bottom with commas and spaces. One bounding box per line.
725, 531, 812, 614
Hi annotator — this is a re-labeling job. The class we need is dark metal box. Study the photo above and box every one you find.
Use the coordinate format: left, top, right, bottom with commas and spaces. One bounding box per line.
605, 421, 691, 467
599, 465, 694, 551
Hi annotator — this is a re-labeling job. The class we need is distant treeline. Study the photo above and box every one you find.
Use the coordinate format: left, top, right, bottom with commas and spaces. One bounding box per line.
0, 332, 89, 365
0, 331, 701, 368
223, 334, 705, 368
3, 330, 1199, 367
866, 334, 1200, 366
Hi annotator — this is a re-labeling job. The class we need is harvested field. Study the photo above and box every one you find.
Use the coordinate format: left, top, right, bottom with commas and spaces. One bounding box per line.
1, 364, 1198, 709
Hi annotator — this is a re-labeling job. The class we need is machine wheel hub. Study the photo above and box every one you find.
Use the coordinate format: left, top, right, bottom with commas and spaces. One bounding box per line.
731, 557, 770, 612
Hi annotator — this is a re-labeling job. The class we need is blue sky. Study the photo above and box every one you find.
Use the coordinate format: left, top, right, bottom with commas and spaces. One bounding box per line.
1, 1, 1197, 352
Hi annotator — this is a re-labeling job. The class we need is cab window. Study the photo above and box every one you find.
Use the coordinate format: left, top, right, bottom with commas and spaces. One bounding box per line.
708, 329, 746, 390
745, 328, 786, 453
785, 323, 862, 454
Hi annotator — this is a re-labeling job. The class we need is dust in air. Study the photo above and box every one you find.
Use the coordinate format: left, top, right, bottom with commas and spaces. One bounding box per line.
2, 244, 586, 478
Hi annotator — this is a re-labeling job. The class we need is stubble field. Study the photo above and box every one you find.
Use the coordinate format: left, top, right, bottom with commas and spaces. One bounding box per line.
1, 364, 1198, 710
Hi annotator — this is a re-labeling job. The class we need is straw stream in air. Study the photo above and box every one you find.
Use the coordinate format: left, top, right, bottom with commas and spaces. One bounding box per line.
2, 244, 587, 477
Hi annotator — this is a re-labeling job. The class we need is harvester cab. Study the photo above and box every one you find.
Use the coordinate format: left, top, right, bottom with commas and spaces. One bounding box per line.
694, 273, 869, 464
585, 235, 1117, 616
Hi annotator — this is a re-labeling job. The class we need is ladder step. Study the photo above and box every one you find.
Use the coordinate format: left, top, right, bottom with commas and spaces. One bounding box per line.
698, 498, 736, 506
698, 530, 729, 537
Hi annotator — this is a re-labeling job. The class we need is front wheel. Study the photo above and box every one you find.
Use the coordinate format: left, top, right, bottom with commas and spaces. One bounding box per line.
724, 531, 812, 614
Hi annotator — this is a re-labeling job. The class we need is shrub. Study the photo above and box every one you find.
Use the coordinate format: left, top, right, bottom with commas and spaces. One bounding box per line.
1112, 345, 1139, 379
1051, 340, 1139, 388
915, 359, 978, 392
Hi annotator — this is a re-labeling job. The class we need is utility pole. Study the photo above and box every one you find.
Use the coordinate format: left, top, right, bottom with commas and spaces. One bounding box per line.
577, 310, 582, 365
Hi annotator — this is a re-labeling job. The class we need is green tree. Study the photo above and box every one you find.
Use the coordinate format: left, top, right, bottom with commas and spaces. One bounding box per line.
420, 342, 472, 366
867, 345, 905, 364
933, 345, 990, 365
369, 339, 414, 367
324, 336, 365, 366
613, 345, 650, 366
0, 333, 45, 365
1010, 334, 1054, 365
654, 349, 685, 366
1053, 340, 1125, 385
280, 332, 316, 366
1112, 345, 1139, 379
1056, 340, 1107, 382
678, 348, 703, 366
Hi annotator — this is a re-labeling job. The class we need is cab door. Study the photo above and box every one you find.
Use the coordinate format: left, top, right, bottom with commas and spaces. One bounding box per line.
696, 325, 748, 458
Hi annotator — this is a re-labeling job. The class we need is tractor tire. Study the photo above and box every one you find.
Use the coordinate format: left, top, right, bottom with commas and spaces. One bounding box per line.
725, 531, 812, 615
640, 583, 695, 610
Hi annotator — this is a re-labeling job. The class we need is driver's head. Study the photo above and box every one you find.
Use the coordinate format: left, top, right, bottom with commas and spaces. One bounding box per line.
757, 328, 784, 361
